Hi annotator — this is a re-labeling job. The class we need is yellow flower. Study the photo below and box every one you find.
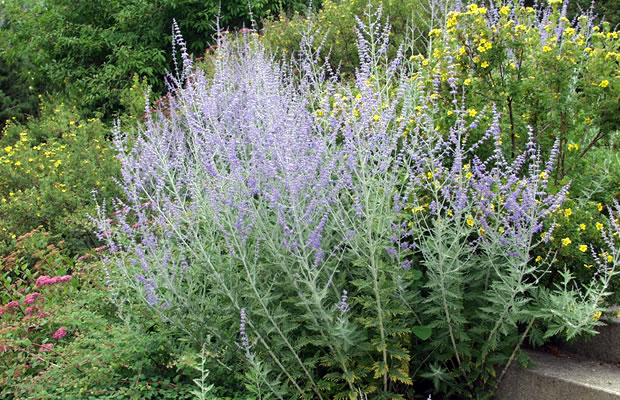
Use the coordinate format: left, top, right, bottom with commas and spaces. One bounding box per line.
596, 222, 603, 231
14, 161, 21, 166
561, 238, 572, 247
542, 46, 552, 53
597, 203, 603, 212
4, 146, 12, 152
585, 117, 592, 124
593, 311, 602, 321
467, 109, 477, 117
539, 171, 548, 179
579, 223, 586, 230
373, 114, 381, 122
579, 245, 588, 252
466, 215, 474, 227
465, 172, 473, 179
564, 208, 572, 217
464, 79, 472, 85
429, 28, 442, 38
481, 61, 489, 68
535, 255, 542, 262
584, 264, 592, 269
599, 80, 609, 88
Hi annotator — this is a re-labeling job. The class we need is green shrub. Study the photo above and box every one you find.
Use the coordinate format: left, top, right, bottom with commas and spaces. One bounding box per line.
0, 257, 200, 400
400, 0, 619, 297
262, 0, 442, 77
0, 99, 122, 256
0, 0, 319, 120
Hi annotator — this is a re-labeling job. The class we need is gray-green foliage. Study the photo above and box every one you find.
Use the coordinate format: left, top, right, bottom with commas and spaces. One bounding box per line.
96, 5, 618, 399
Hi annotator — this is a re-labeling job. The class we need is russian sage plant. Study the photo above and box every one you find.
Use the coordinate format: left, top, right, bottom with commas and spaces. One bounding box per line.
95, 6, 616, 399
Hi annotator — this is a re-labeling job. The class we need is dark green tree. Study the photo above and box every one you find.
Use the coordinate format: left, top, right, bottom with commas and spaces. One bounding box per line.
0, 0, 318, 120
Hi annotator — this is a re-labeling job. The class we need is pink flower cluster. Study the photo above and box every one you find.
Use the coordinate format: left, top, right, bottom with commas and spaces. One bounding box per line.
35, 275, 72, 287
40, 343, 54, 352
52, 327, 67, 340
23, 292, 42, 305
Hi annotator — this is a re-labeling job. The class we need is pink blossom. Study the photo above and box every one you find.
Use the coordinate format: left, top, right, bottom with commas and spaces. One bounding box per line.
35, 275, 52, 286
58, 275, 72, 282
25, 306, 36, 314
23, 292, 42, 305
52, 327, 67, 340
0, 343, 11, 352
6, 301, 20, 308
40, 343, 54, 352
37, 312, 47, 319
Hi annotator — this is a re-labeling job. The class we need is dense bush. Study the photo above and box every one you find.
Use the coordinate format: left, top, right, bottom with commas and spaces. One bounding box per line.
0, 0, 320, 120
0, 99, 122, 257
398, 0, 620, 300
0, 254, 202, 400
262, 0, 444, 77
94, 5, 618, 398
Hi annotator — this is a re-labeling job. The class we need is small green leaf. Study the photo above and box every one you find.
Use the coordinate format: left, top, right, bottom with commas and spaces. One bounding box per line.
412, 325, 432, 341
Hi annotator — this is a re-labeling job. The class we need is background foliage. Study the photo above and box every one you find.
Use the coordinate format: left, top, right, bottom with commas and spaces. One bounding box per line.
0, 0, 320, 121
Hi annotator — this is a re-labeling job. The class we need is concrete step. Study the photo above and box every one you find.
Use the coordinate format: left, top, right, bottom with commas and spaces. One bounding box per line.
495, 349, 620, 400
558, 320, 620, 364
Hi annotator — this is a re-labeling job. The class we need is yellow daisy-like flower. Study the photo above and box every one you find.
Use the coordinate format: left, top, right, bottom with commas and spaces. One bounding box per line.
467, 109, 477, 117
481, 61, 489, 68
466, 215, 475, 227
596, 222, 603, 231
561, 237, 571, 247
579, 223, 586, 230
373, 114, 381, 122
597, 203, 603, 212
535, 255, 542, 262
599, 80, 609, 88
464, 78, 472, 85
593, 311, 602, 321
564, 208, 572, 217
579, 245, 588, 252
